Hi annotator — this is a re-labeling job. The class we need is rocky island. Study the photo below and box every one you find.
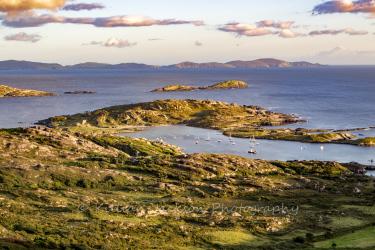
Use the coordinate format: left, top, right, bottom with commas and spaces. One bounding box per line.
38, 99, 301, 131
0, 85, 56, 98
152, 80, 248, 92
37, 99, 375, 146
64, 91, 98, 94
0, 126, 374, 249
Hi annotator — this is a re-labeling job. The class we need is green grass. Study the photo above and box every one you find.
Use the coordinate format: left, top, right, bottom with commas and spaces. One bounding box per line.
314, 226, 375, 248
207, 231, 270, 247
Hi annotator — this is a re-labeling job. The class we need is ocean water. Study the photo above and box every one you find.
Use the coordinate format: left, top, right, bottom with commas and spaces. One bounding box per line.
1, 67, 375, 164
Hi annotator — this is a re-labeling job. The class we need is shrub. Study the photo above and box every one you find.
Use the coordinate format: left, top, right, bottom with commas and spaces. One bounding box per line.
293, 236, 305, 244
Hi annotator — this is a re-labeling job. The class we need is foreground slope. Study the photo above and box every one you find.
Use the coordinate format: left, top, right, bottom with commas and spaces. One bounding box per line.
0, 127, 374, 249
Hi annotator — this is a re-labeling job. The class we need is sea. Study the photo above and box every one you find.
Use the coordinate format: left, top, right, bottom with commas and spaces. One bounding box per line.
1, 66, 375, 168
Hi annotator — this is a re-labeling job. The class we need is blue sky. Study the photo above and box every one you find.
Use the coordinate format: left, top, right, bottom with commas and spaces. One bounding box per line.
0, 0, 374, 65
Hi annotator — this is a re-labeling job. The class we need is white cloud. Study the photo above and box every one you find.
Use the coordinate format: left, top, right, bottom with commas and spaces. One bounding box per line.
104, 38, 137, 48
4, 32, 41, 43
279, 29, 299, 38
195, 41, 203, 46
317, 46, 375, 58
219, 20, 298, 38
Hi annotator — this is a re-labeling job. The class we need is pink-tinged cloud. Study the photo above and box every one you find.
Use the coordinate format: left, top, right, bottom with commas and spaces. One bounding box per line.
104, 38, 136, 48
63, 3, 104, 11
257, 20, 275, 27
317, 46, 375, 58
312, 0, 375, 18
0, 0, 70, 13
195, 41, 203, 46
82, 41, 102, 45
4, 32, 41, 42
0, 12, 205, 28
219, 23, 273, 36
309, 28, 368, 36
279, 29, 300, 38
219, 20, 297, 38
256, 20, 294, 29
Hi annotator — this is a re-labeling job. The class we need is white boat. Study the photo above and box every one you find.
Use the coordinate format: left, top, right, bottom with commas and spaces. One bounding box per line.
320, 146, 324, 150
249, 135, 258, 153
196, 141, 199, 144
232, 143, 236, 145
205, 133, 211, 141
218, 140, 221, 143
248, 149, 257, 154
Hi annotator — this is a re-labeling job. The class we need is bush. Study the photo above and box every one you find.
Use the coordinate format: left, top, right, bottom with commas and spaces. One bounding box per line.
293, 236, 305, 244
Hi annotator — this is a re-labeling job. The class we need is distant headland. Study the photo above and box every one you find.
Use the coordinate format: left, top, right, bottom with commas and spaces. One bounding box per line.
0, 58, 325, 70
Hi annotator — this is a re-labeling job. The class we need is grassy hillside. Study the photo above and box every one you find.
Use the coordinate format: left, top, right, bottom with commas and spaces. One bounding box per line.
39, 99, 300, 131
0, 127, 373, 249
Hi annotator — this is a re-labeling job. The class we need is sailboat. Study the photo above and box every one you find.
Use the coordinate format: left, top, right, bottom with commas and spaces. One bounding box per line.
248, 134, 257, 154
229, 132, 233, 142
205, 133, 211, 141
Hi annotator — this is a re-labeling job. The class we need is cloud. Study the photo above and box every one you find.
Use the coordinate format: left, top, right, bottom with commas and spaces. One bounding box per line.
309, 28, 368, 36
279, 29, 299, 38
0, 12, 205, 28
317, 46, 375, 58
219, 20, 298, 38
82, 41, 102, 45
4, 32, 41, 42
104, 38, 136, 48
63, 3, 104, 11
0, 0, 70, 13
312, 0, 375, 18
219, 23, 273, 36
149, 38, 163, 41
195, 41, 203, 46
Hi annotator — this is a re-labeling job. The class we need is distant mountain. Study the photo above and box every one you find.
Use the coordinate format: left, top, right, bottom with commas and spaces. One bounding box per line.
69, 62, 112, 69
0, 59, 325, 70
163, 61, 235, 68
68, 62, 159, 69
107, 63, 160, 69
0, 60, 64, 70
226, 58, 323, 68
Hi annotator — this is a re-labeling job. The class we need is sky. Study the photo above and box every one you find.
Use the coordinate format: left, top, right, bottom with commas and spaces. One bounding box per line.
0, 0, 374, 65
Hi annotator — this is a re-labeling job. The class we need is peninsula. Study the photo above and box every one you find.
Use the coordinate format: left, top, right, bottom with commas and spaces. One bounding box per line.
38, 99, 375, 146
151, 80, 248, 92
0, 85, 56, 98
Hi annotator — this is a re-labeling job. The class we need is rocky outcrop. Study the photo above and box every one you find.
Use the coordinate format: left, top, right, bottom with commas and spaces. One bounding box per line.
152, 85, 199, 92
64, 91, 98, 94
0, 85, 56, 98
152, 80, 248, 92
199, 80, 248, 90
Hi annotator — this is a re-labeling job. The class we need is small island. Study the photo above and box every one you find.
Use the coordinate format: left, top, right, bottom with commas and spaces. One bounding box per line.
0, 85, 56, 98
152, 80, 248, 92
64, 91, 98, 94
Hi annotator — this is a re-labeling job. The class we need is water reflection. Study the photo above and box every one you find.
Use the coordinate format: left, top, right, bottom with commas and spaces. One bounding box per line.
123, 125, 375, 165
